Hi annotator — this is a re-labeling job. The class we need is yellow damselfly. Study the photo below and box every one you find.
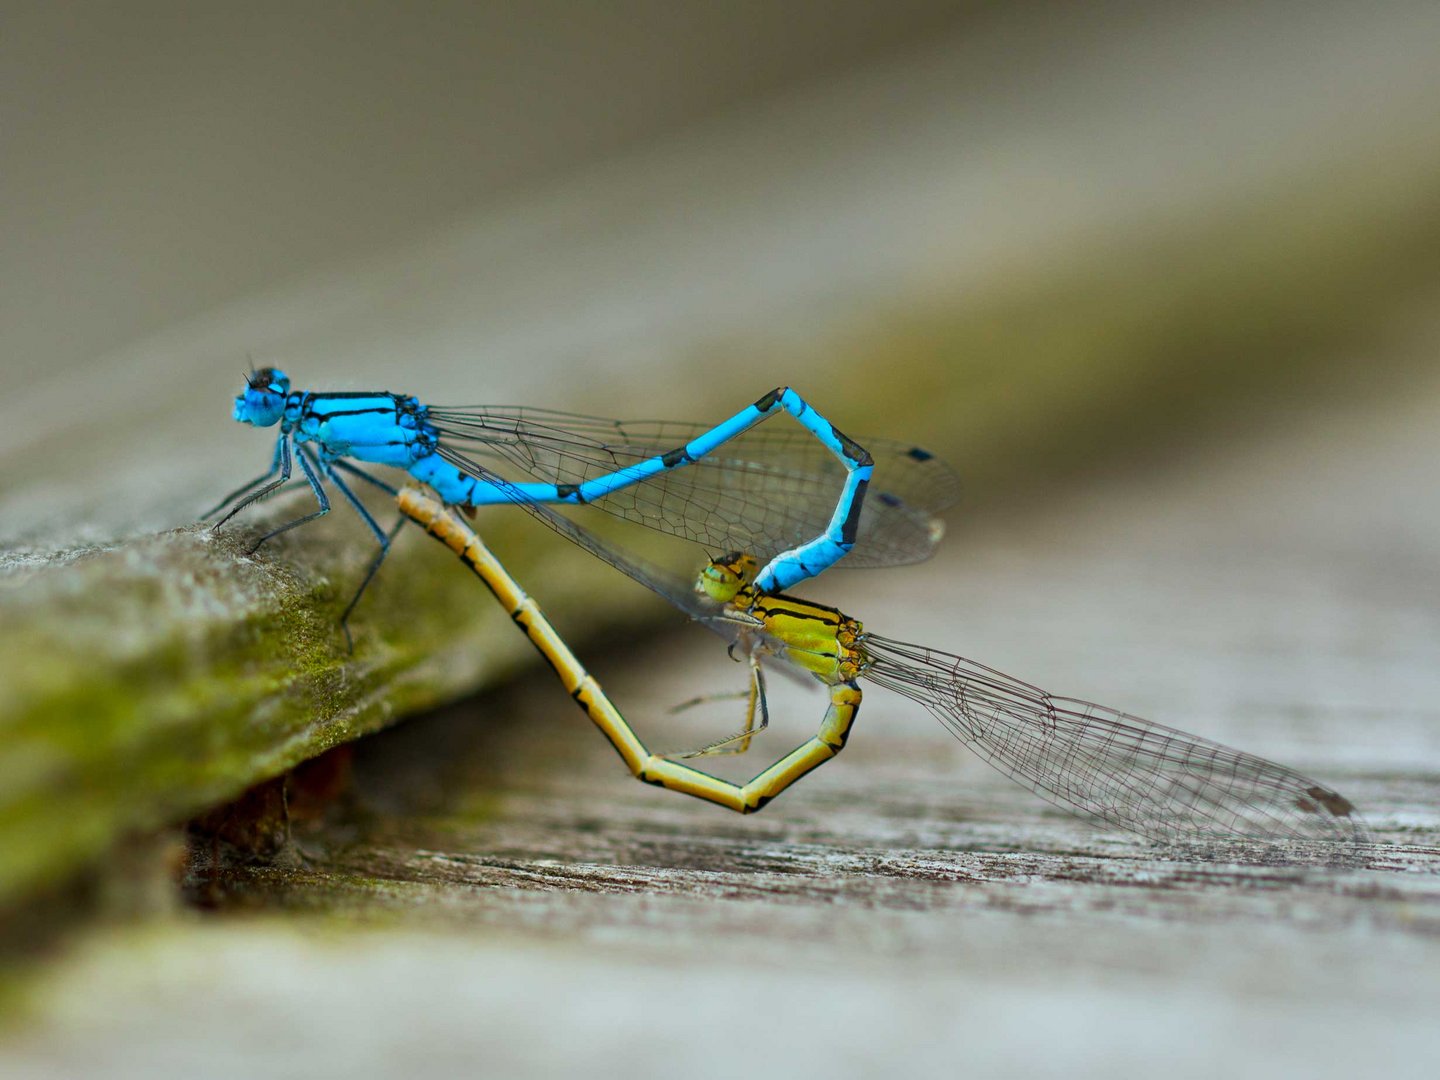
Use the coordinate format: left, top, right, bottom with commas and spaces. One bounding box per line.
397, 487, 1365, 844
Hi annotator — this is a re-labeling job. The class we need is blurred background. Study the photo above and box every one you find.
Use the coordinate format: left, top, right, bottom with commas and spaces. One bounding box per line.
2, 2, 1440, 1077
4, 0, 1439, 541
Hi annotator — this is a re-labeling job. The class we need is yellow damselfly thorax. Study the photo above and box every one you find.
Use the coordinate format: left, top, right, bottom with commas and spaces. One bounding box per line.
696, 552, 865, 684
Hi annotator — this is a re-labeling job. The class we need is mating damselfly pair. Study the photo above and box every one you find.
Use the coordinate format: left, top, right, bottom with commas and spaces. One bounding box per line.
212, 371, 1365, 845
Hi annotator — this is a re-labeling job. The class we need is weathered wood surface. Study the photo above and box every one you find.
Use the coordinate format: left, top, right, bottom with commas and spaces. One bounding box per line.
0, 499, 676, 912
5, 80, 1440, 920
6, 375, 1440, 1078
2, 6, 1440, 1075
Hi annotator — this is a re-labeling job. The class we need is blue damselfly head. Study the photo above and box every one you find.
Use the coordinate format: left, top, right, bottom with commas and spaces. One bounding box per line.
233, 367, 291, 426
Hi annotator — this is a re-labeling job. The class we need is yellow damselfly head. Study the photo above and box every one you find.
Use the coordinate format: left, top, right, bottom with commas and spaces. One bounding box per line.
233, 367, 291, 427
695, 552, 759, 603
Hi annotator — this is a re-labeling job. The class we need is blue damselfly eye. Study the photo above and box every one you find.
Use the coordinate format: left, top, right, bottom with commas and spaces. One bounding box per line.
246, 367, 290, 395
233, 367, 290, 427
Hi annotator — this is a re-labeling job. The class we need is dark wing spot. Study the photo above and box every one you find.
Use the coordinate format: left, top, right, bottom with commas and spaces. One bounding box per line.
906, 446, 934, 462
1306, 785, 1354, 818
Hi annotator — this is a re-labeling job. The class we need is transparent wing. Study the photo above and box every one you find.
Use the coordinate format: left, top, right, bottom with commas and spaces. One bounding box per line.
426, 404, 959, 568
862, 634, 1366, 844
448, 463, 809, 673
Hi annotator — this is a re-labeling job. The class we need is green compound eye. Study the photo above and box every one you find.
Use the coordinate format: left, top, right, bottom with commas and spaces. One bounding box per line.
695, 560, 745, 603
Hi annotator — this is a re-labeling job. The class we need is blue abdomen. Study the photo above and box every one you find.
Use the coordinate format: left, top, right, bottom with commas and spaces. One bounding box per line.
408, 453, 478, 504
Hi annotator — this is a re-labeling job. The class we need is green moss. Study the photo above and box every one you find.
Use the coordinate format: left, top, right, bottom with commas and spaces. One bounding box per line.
0, 509, 617, 909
